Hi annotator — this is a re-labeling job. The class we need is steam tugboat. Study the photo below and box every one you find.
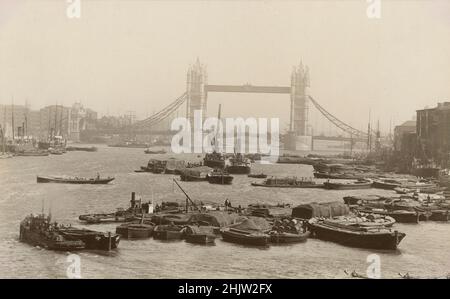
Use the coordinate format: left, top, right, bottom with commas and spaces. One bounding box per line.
206, 169, 234, 185
225, 153, 251, 174
19, 214, 85, 251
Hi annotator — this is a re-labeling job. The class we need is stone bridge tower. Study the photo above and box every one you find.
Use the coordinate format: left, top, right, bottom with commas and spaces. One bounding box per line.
186, 59, 207, 126
290, 62, 310, 135
287, 62, 311, 150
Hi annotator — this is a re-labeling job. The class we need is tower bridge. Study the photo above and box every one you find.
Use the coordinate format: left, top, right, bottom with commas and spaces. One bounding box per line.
124, 59, 371, 151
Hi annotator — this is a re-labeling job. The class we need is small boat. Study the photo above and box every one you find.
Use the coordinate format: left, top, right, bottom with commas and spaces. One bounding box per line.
206, 169, 233, 185
184, 226, 216, 245
269, 231, 310, 244
58, 227, 120, 250
308, 218, 406, 250
153, 224, 185, 240
394, 186, 446, 194
225, 153, 251, 174
19, 214, 85, 251
203, 151, 226, 169
372, 179, 404, 190
180, 166, 211, 182
324, 179, 373, 190
108, 142, 149, 148
49, 149, 64, 155
66, 146, 97, 152
248, 173, 268, 179
221, 228, 269, 246
313, 172, 365, 180
221, 219, 269, 246
251, 177, 323, 188
37, 175, 114, 184
144, 149, 167, 154
354, 207, 420, 224
343, 195, 384, 205
116, 223, 154, 239
428, 209, 450, 221
79, 192, 152, 224
15, 151, 49, 157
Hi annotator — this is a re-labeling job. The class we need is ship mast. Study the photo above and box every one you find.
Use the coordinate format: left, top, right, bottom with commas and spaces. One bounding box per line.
213, 104, 222, 152
11, 99, 15, 144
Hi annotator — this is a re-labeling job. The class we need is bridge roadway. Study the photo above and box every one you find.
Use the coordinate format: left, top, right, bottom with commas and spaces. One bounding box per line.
204, 84, 291, 94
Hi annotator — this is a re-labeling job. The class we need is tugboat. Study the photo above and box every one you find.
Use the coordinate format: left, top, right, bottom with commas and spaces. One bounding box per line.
79, 192, 152, 224
19, 214, 85, 251
206, 168, 234, 185
225, 153, 251, 174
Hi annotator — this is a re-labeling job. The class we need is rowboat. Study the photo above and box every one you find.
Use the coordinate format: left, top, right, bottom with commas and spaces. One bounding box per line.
37, 175, 114, 184
308, 218, 406, 250
269, 231, 310, 244
324, 179, 372, 190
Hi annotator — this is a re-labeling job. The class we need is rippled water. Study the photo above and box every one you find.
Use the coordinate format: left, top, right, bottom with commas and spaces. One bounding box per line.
1, 145, 450, 278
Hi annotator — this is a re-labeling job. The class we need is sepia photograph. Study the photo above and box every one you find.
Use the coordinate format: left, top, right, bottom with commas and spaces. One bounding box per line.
0, 0, 450, 286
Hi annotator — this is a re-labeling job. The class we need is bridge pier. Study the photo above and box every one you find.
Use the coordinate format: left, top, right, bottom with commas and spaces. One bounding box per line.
286, 62, 311, 151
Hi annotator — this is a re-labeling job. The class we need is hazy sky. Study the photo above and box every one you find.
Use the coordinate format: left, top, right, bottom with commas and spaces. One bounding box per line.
0, 0, 449, 133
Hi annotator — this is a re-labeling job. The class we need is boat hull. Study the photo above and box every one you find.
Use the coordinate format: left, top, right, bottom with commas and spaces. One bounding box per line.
324, 182, 372, 190
226, 165, 251, 174
270, 231, 310, 244
356, 208, 420, 224
308, 222, 405, 250
185, 234, 216, 245
180, 174, 206, 181
204, 160, 225, 169
153, 226, 184, 240
221, 229, 268, 246
59, 228, 120, 250
207, 176, 233, 185
251, 182, 324, 188
37, 176, 114, 184
19, 227, 85, 251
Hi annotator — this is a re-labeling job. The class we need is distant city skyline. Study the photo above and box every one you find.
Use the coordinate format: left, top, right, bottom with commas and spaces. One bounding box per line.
1, 0, 449, 134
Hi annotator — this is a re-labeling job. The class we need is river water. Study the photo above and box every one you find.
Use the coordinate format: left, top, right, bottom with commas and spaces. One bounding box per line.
1, 145, 449, 278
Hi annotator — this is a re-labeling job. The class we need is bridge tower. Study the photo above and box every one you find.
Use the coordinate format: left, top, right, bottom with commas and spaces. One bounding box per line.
287, 62, 311, 150
186, 59, 207, 126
